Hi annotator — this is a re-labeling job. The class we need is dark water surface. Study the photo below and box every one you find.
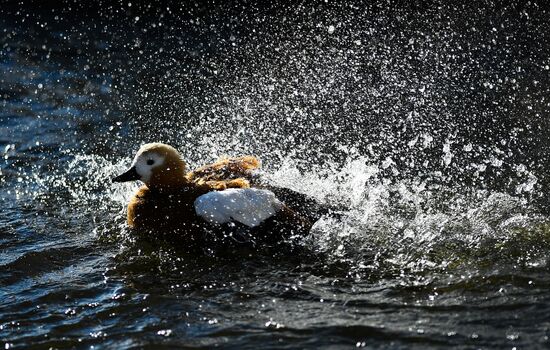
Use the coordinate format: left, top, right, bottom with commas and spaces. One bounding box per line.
2, 1, 550, 348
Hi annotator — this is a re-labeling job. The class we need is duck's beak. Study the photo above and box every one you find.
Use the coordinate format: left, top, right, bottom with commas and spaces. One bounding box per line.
113, 166, 140, 183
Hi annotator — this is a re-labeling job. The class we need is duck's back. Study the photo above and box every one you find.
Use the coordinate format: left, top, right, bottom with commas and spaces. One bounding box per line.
186, 156, 260, 189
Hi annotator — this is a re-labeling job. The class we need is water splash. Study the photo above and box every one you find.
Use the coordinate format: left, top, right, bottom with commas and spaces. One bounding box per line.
262, 154, 548, 276
4, 1, 550, 280
7, 128, 548, 280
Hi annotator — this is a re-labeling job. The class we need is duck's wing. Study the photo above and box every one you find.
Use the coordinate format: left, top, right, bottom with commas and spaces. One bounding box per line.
194, 188, 282, 227
194, 188, 313, 242
188, 156, 339, 224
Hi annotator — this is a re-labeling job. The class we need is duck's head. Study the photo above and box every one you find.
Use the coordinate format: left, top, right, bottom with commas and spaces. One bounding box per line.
113, 143, 187, 189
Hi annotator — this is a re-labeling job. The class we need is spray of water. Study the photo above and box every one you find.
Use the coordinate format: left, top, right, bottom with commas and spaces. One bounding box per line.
5, 1, 550, 279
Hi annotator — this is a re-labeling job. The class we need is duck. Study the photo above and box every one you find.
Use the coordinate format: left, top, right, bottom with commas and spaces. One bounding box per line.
112, 143, 316, 247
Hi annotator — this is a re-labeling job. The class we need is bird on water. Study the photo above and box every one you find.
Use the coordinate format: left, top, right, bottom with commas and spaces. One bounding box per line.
113, 143, 316, 247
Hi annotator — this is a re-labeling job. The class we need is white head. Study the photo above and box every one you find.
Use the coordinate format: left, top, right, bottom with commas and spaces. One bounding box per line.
130, 148, 166, 184
113, 143, 187, 189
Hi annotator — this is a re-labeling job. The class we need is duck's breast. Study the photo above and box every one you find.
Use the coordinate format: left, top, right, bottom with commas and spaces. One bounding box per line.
127, 185, 202, 231
194, 188, 283, 227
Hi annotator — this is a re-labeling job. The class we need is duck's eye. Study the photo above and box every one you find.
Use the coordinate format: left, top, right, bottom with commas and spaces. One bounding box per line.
147, 159, 155, 166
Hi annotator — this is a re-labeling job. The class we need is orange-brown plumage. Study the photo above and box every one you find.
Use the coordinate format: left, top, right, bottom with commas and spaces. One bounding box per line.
186, 155, 260, 183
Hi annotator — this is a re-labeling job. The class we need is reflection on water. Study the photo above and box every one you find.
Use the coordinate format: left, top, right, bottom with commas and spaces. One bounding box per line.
2, 1, 550, 349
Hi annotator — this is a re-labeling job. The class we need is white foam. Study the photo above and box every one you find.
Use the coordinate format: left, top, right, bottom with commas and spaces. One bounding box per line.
194, 188, 283, 227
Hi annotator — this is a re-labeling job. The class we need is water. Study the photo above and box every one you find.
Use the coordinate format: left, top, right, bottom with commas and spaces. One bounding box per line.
2, 1, 550, 348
